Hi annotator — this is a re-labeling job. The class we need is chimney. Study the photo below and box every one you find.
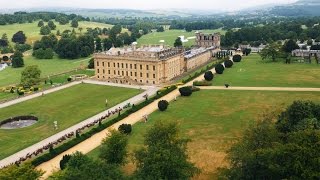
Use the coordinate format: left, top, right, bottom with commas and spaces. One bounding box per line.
132, 42, 137, 51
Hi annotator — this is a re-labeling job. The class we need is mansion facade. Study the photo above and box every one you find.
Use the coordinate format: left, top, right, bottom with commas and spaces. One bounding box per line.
94, 32, 220, 85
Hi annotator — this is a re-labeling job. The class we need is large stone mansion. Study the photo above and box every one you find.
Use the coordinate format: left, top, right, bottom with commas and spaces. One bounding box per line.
94, 32, 220, 85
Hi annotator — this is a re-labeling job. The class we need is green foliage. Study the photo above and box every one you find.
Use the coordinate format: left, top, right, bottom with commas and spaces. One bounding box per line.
118, 124, 132, 134
158, 100, 169, 111
56, 35, 94, 59
11, 51, 24, 68
283, 39, 299, 53
48, 20, 56, 30
220, 101, 320, 179
88, 58, 94, 69
174, 37, 182, 47
224, 60, 234, 68
12, 31, 26, 44
40, 25, 51, 35
242, 48, 252, 56
33, 48, 54, 59
71, 19, 79, 28
0, 163, 44, 180
60, 154, 72, 170
215, 63, 225, 74
14, 43, 32, 53
259, 43, 282, 62
95, 37, 102, 52
204, 71, 214, 81
179, 86, 193, 96
276, 101, 320, 133
37, 20, 44, 27
193, 80, 212, 86
0, 33, 8, 47
103, 38, 112, 51
0, 46, 14, 54
232, 55, 242, 62
99, 130, 128, 165
53, 152, 124, 180
20, 65, 41, 87
134, 121, 199, 179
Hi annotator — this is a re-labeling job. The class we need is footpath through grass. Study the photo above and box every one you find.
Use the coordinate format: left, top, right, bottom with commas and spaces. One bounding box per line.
0, 83, 140, 160
213, 53, 320, 88
88, 90, 320, 178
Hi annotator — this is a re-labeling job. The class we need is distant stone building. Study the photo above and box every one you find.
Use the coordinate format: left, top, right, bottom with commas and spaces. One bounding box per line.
195, 32, 220, 48
94, 43, 220, 85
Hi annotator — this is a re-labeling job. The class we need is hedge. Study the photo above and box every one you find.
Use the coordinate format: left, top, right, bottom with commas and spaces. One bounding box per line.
233, 55, 242, 62
179, 86, 193, 96
193, 80, 212, 86
224, 60, 234, 68
31, 85, 177, 166
215, 64, 225, 74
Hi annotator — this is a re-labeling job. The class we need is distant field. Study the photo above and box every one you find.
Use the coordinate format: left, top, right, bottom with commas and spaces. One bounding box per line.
213, 53, 320, 88
137, 29, 226, 47
0, 21, 119, 44
0, 54, 91, 87
88, 90, 320, 178
0, 83, 140, 160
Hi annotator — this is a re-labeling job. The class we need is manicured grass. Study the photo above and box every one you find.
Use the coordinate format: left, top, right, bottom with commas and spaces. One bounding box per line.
0, 69, 95, 102
213, 54, 320, 87
0, 21, 117, 44
88, 90, 320, 178
0, 83, 141, 160
0, 55, 91, 87
137, 29, 226, 47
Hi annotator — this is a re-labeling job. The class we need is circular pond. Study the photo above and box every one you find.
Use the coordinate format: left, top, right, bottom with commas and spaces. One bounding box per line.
0, 116, 38, 129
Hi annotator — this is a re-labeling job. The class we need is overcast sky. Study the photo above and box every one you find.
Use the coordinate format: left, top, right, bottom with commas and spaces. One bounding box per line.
0, 0, 297, 11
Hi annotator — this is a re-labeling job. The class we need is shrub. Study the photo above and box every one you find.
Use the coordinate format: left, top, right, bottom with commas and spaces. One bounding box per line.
191, 86, 200, 92
33, 48, 54, 59
193, 80, 212, 86
118, 124, 132, 134
224, 60, 234, 68
204, 71, 214, 81
215, 64, 225, 74
60, 154, 71, 170
67, 77, 72, 82
233, 55, 242, 62
179, 86, 193, 96
158, 100, 169, 111
33, 87, 39, 91
17, 90, 24, 96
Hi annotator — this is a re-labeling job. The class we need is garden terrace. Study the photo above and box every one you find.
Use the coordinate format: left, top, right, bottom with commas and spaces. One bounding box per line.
0, 83, 140, 160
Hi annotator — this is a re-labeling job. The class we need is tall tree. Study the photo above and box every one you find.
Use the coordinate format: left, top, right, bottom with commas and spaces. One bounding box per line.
99, 130, 128, 165
174, 37, 183, 47
283, 39, 299, 53
134, 121, 199, 179
48, 20, 56, 30
95, 37, 102, 52
37, 20, 44, 27
103, 38, 113, 51
71, 19, 79, 28
20, 65, 41, 87
11, 51, 24, 68
40, 25, 51, 35
12, 31, 27, 44
0, 33, 8, 47
259, 42, 282, 62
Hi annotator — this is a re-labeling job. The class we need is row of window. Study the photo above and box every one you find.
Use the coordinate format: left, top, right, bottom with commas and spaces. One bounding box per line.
97, 69, 156, 79
97, 61, 156, 71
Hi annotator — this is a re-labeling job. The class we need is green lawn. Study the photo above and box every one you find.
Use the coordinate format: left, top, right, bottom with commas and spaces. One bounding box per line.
0, 69, 95, 102
137, 29, 226, 47
213, 54, 320, 87
0, 21, 117, 44
0, 83, 140, 160
88, 90, 320, 178
0, 55, 91, 87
